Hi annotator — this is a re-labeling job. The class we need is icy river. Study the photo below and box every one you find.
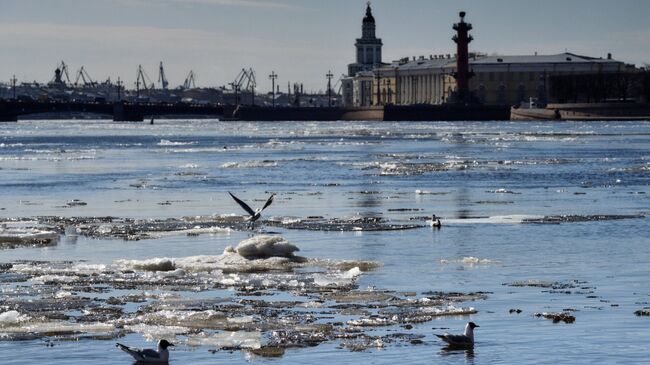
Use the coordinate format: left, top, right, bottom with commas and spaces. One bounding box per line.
0, 119, 649, 364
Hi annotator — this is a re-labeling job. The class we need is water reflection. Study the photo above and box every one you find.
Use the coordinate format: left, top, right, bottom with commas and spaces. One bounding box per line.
440, 346, 475, 364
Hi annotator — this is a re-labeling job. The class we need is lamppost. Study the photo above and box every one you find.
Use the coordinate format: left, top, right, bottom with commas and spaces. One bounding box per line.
269, 71, 277, 107
11, 75, 17, 100
326, 70, 334, 107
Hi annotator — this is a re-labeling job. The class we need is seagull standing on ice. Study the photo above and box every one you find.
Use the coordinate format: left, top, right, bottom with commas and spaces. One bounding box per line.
116, 339, 174, 363
228, 192, 275, 229
436, 322, 479, 348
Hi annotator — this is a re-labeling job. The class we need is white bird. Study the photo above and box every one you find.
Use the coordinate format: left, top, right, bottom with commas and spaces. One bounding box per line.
436, 322, 479, 347
229, 192, 275, 228
116, 339, 174, 363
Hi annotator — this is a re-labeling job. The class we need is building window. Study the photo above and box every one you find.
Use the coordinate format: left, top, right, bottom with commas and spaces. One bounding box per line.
489, 72, 494, 82
529, 72, 535, 81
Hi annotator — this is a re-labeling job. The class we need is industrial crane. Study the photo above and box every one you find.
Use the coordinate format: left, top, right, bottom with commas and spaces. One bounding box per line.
135, 65, 154, 96
231, 68, 256, 105
74, 66, 97, 87
183, 70, 196, 89
158, 61, 169, 89
52, 61, 71, 84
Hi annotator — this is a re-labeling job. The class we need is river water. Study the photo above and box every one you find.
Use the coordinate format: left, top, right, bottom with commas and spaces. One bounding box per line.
0, 119, 649, 364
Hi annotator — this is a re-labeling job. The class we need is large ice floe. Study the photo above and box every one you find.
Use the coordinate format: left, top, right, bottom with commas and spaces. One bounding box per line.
0, 223, 59, 249
0, 235, 481, 355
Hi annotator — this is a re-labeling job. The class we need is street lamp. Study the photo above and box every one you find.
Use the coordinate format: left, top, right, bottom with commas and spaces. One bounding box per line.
269, 71, 277, 107
326, 70, 334, 107
11, 75, 17, 100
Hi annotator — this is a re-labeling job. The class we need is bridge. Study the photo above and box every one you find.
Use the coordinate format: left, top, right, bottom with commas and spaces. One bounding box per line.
0, 100, 226, 122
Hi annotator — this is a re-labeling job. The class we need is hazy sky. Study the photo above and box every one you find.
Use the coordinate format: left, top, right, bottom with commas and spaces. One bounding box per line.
1, 0, 649, 91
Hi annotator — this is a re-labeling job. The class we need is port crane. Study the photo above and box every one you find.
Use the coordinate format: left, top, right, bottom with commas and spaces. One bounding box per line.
74, 66, 97, 88
52, 61, 71, 84
183, 70, 196, 89
158, 61, 169, 89
135, 65, 154, 96
230, 68, 256, 105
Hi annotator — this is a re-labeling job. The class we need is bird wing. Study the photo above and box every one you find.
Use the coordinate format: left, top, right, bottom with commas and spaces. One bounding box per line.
116, 343, 145, 361
436, 334, 473, 345
229, 192, 256, 216
139, 349, 162, 360
260, 193, 275, 212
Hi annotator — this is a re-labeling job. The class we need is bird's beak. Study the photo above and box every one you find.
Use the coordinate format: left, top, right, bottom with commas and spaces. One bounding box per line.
169, 343, 175, 347
475, 325, 480, 328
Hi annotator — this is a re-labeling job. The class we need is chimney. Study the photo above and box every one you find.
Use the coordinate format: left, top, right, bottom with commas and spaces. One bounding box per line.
607, 53, 612, 60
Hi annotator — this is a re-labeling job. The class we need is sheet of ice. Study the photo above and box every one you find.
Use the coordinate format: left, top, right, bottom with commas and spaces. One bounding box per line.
186, 331, 261, 349
442, 214, 543, 225
439, 257, 497, 265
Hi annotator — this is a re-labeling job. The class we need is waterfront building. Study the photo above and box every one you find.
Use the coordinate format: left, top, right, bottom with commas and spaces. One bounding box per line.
390, 52, 631, 106
348, 2, 383, 77
343, 2, 384, 106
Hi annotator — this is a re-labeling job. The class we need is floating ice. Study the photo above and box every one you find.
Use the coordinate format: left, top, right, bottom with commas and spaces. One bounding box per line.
186, 331, 261, 350
0, 311, 30, 326
157, 139, 196, 146
0, 226, 59, 249
439, 257, 496, 265
235, 235, 299, 259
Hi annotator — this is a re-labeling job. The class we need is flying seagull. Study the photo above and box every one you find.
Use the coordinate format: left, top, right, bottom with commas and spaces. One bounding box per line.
229, 192, 275, 228
436, 322, 479, 348
116, 339, 174, 363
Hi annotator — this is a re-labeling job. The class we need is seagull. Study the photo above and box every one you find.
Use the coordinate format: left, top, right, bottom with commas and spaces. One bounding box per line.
228, 192, 275, 229
436, 322, 479, 348
116, 339, 174, 363
430, 214, 442, 228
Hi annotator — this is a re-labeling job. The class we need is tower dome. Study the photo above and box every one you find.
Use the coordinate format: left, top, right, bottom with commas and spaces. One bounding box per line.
363, 2, 375, 23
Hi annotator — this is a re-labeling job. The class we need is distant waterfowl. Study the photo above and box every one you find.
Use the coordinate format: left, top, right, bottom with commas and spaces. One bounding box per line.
430, 214, 442, 228
116, 339, 174, 363
436, 322, 479, 347
229, 192, 276, 229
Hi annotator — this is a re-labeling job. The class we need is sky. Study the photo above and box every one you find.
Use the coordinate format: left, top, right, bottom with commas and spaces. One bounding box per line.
1, 0, 649, 91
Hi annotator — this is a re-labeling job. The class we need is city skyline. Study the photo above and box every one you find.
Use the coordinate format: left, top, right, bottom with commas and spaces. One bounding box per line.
1, 0, 649, 91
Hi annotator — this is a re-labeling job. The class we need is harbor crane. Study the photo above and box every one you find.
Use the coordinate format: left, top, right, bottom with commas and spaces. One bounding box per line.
52, 61, 71, 84
74, 66, 97, 88
158, 61, 169, 89
135, 65, 154, 97
231, 68, 256, 105
183, 70, 196, 89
